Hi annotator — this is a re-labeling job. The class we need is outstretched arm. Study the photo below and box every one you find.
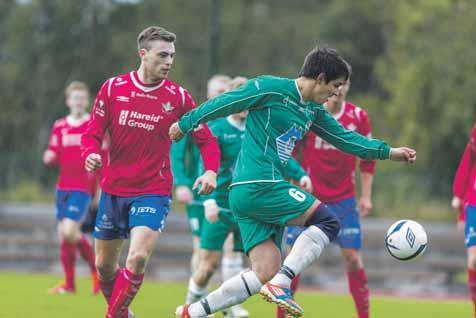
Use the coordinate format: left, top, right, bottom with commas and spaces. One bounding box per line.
170, 78, 270, 141
311, 108, 416, 163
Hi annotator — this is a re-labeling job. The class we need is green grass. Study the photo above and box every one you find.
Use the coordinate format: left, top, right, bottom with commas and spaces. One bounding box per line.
2, 272, 469, 318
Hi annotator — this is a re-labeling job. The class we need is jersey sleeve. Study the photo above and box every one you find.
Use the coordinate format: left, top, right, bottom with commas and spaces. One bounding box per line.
178, 78, 270, 134
81, 79, 111, 161
45, 122, 62, 166
356, 108, 377, 174
310, 107, 391, 160
170, 135, 193, 187
453, 144, 471, 200
180, 88, 221, 173
453, 127, 476, 199
283, 157, 307, 181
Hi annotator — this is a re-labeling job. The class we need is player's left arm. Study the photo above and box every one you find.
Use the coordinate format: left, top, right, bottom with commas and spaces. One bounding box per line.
356, 108, 376, 217
180, 88, 221, 195
310, 107, 416, 163
43, 123, 61, 166
283, 157, 313, 193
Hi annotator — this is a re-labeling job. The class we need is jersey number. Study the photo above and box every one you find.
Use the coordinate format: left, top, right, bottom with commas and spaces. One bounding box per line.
289, 188, 306, 202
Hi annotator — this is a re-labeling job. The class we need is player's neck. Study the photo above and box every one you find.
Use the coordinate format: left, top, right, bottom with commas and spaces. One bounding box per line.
227, 115, 245, 131
137, 65, 163, 85
324, 101, 345, 115
66, 113, 89, 126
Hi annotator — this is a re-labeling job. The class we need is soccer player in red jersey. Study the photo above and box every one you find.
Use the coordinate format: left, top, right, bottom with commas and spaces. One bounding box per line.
452, 125, 476, 317
43, 81, 99, 295
81, 26, 220, 318
282, 78, 375, 318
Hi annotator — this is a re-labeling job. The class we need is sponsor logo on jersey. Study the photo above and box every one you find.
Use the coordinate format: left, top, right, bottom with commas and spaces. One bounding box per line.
276, 124, 303, 165
118, 110, 163, 131
134, 92, 158, 100
116, 96, 130, 102
223, 133, 238, 140
62, 134, 82, 147
96, 99, 105, 117
114, 79, 128, 86
162, 102, 174, 112
347, 123, 357, 131
165, 86, 176, 95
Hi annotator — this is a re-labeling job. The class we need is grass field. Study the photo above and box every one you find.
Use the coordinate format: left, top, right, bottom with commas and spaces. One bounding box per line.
2, 272, 470, 318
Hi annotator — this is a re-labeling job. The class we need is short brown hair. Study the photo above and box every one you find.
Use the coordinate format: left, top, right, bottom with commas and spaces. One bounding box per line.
137, 26, 176, 50
65, 81, 89, 98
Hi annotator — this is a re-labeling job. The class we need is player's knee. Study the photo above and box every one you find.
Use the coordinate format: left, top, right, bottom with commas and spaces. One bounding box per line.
96, 259, 115, 278
62, 230, 80, 243
343, 252, 362, 272
468, 253, 476, 269
305, 204, 340, 242
196, 259, 219, 284
127, 250, 149, 273
253, 260, 280, 283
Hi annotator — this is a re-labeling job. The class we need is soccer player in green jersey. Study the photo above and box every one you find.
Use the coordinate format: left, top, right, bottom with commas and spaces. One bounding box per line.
171, 74, 231, 275
172, 47, 416, 318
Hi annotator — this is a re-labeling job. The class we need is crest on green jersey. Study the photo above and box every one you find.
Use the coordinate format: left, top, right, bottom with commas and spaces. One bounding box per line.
276, 124, 303, 165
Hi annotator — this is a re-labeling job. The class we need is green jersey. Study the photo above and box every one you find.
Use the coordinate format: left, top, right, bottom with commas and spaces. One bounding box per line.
170, 134, 200, 188
178, 75, 390, 186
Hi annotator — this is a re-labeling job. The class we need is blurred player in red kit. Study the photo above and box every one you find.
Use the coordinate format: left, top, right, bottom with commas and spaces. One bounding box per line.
43, 81, 99, 295
81, 26, 220, 318
452, 125, 476, 318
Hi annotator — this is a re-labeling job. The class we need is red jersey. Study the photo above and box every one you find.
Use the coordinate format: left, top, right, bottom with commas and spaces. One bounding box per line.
453, 126, 476, 206
298, 102, 376, 203
81, 71, 220, 197
46, 116, 97, 194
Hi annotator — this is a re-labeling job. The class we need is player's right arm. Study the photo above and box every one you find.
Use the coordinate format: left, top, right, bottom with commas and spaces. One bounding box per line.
170, 78, 268, 141
43, 122, 61, 166
81, 79, 111, 172
311, 108, 416, 163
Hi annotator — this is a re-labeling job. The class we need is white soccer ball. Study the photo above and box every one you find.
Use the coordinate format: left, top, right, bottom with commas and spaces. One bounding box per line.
385, 219, 428, 260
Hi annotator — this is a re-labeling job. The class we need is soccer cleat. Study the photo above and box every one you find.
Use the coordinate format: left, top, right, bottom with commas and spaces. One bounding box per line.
92, 271, 100, 295
260, 283, 304, 317
175, 304, 212, 318
223, 305, 249, 318
47, 281, 75, 295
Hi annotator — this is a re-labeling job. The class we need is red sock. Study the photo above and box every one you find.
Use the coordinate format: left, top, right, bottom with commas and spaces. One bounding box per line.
100, 270, 119, 303
107, 268, 144, 318
276, 274, 301, 318
347, 269, 369, 318
60, 240, 77, 290
77, 234, 96, 273
468, 268, 476, 317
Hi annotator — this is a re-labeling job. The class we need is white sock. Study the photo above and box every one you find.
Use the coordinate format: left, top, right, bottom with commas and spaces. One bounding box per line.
186, 277, 208, 304
270, 226, 330, 287
188, 270, 262, 316
221, 255, 244, 281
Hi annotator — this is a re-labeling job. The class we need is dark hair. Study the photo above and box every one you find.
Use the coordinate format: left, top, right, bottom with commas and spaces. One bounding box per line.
299, 47, 351, 82
137, 26, 176, 51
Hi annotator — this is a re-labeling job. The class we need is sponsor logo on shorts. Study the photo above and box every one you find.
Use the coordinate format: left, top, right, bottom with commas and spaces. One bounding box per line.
68, 205, 80, 212
342, 228, 360, 236
97, 213, 114, 230
130, 206, 157, 215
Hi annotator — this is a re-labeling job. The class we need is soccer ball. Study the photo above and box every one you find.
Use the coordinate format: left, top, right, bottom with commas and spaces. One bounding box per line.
385, 219, 428, 260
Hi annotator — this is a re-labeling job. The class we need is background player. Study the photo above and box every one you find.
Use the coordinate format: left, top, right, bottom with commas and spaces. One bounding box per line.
171, 47, 416, 318
282, 77, 375, 318
452, 125, 476, 318
171, 74, 231, 276
43, 81, 99, 295
81, 26, 220, 318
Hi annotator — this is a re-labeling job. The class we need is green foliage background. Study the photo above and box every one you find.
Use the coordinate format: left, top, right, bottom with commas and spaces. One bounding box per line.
1, 0, 475, 220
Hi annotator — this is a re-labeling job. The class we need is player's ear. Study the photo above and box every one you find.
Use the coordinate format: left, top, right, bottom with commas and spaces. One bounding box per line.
138, 48, 147, 58
316, 73, 327, 84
